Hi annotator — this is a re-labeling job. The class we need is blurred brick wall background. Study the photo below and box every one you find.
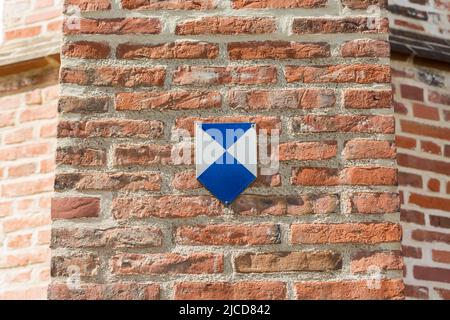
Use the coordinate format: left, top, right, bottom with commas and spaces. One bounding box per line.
392, 55, 450, 299
0, 0, 61, 300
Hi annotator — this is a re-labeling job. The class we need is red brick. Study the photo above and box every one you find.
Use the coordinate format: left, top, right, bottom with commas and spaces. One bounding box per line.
51, 253, 99, 277
232, 194, 339, 216
430, 215, 450, 228
58, 96, 110, 113
400, 120, 450, 141
176, 17, 276, 35
397, 153, 450, 175
3, 127, 34, 144
229, 89, 335, 110
7, 163, 37, 178
295, 280, 404, 300
7, 234, 32, 249
58, 119, 163, 139
404, 285, 429, 299
346, 192, 400, 214
398, 172, 422, 188
343, 139, 396, 159
400, 209, 425, 225
64, 0, 111, 11
343, 167, 397, 186
293, 17, 389, 34
64, 18, 161, 35
429, 90, 450, 106
0, 143, 51, 161
60, 67, 166, 87
285, 64, 391, 83
48, 282, 159, 300
414, 266, 450, 284
5, 26, 42, 41
175, 224, 281, 245
293, 115, 394, 133
341, 39, 390, 57
428, 178, 441, 192
280, 141, 337, 161
121, 0, 216, 9
400, 84, 424, 101
111, 253, 223, 275
235, 251, 342, 273
1, 178, 54, 197
174, 281, 286, 300
173, 66, 277, 86
113, 144, 172, 166
56, 147, 106, 167
351, 251, 403, 273
232, 0, 327, 8
51, 197, 100, 219
409, 193, 450, 212
51, 226, 163, 248
117, 41, 219, 59
402, 246, 422, 259
291, 223, 402, 244
112, 196, 223, 219
62, 41, 110, 59
55, 172, 161, 191
228, 41, 330, 60
396, 135, 416, 150
175, 116, 280, 135
432, 250, 450, 264
412, 229, 450, 244
116, 91, 221, 111
343, 89, 392, 109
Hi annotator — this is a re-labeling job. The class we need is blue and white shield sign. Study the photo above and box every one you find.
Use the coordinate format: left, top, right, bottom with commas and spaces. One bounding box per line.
195, 122, 257, 205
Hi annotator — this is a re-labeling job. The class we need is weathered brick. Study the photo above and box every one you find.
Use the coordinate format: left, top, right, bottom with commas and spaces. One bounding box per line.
292, 17, 389, 34
113, 144, 172, 166
176, 17, 276, 35
346, 192, 400, 214
293, 115, 395, 133
48, 282, 160, 300
51, 253, 99, 277
229, 89, 335, 109
56, 146, 106, 167
232, 0, 327, 8
58, 96, 110, 113
341, 39, 390, 57
121, 0, 217, 10
111, 253, 223, 275
51, 226, 163, 248
117, 41, 219, 59
173, 66, 277, 86
64, 18, 161, 35
280, 141, 337, 161
235, 251, 342, 273
175, 224, 281, 245
285, 64, 391, 83
229, 41, 330, 59
54, 172, 161, 191
343, 89, 392, 109
116, 91, 221, 111
112, 196, 223, 219
232, 194, 339, 216
60, 67, 166, 87
51, 197, 100, 219
174, 281, 286, 300
62, 41, 110, 59
343, 139, 396, 159
351, 251, 403, 273
291, 223, 402, 244
58, 119, 163, 139
64, 0, 111, 11
295, 280, 404, 299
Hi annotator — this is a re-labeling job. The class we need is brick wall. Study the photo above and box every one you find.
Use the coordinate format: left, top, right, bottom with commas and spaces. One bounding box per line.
0, 0, 62, 65
0, 56, 59, 299
392, 54, 450, 300
49, 0, 403, 300
389, 0, 450, 63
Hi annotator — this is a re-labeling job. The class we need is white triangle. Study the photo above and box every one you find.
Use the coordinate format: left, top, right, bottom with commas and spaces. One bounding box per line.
195, 123, 226, 177
226, 126, 257, 177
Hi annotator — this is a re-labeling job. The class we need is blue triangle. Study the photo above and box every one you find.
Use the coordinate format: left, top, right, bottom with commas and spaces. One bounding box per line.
197, 161, 256, 205
201, 123, 252, 150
